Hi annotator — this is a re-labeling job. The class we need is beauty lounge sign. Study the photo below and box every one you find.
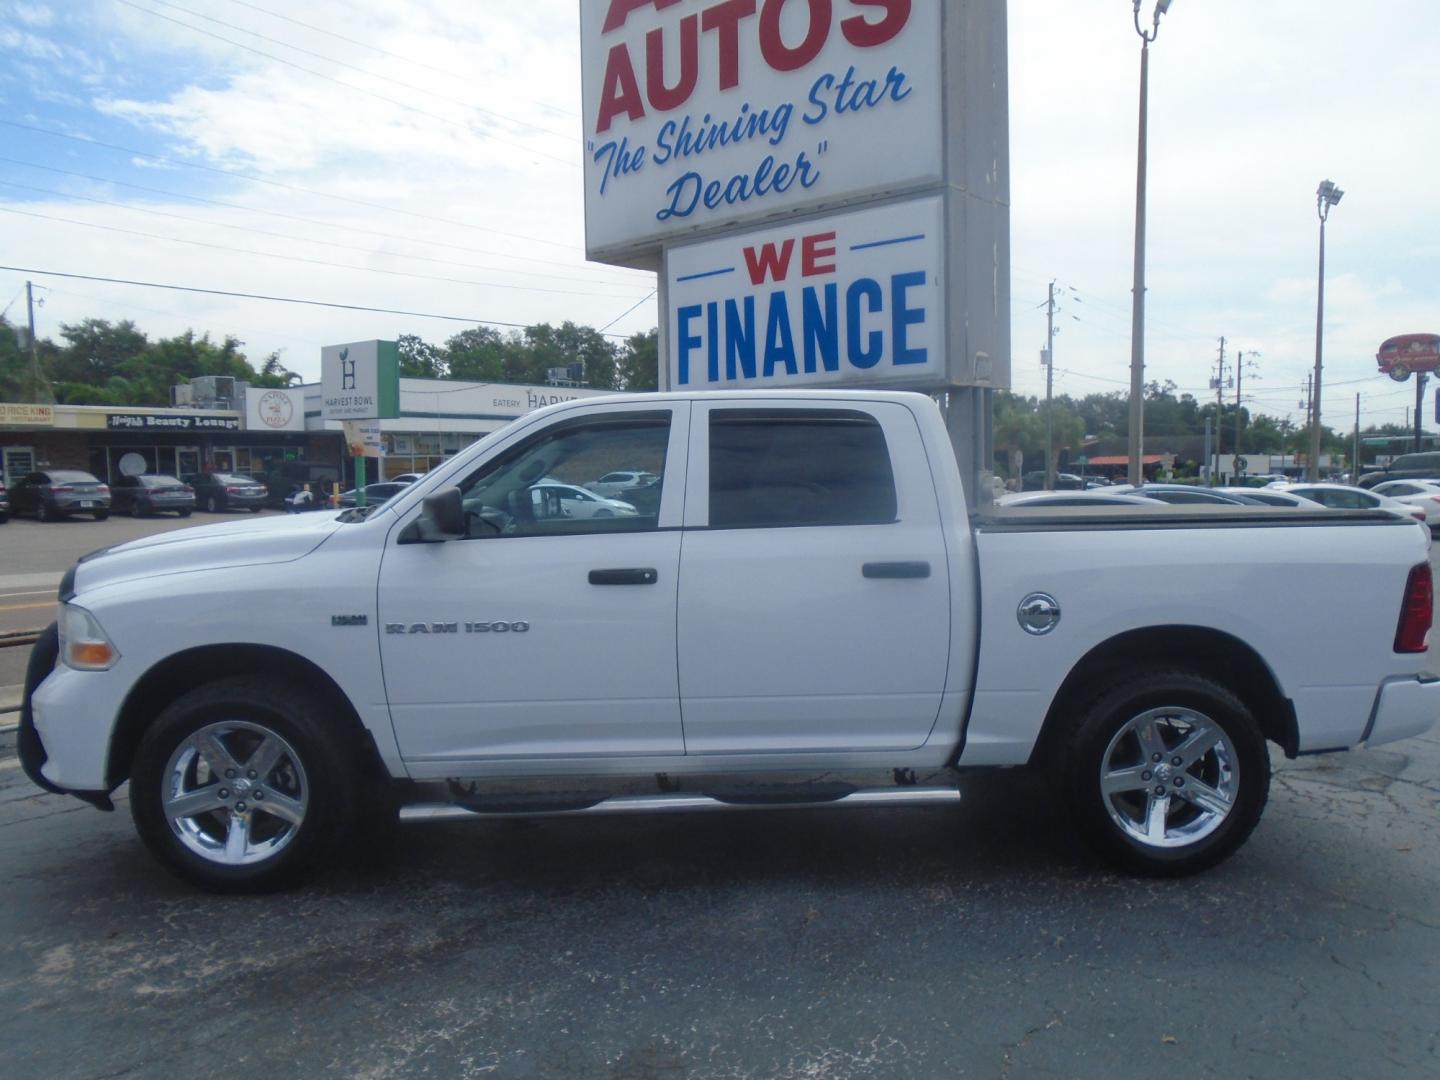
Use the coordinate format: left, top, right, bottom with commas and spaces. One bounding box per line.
581, 0, 942, 263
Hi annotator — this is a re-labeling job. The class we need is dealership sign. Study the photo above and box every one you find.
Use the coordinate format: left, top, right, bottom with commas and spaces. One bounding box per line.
321, 340, 400, 421
667, 197, 942, 390
580, 0, 942, 263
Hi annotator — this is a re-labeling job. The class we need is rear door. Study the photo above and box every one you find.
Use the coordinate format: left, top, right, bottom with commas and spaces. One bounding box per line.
677, 400, 951, 754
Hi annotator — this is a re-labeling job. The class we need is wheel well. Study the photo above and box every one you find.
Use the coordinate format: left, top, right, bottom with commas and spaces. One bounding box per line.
1028, 626, 1299, 770
107, 644, 386, 789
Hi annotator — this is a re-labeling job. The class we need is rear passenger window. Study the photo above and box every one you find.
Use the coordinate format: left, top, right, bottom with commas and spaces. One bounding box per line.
708, 409, 897, 529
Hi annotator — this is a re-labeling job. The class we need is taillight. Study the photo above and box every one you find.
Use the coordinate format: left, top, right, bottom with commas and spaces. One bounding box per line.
183, 485, 194, 493
96, 484, 109, 494
51, 485, 73, 493
1394, 562, 1433, 653
226, 486, 241, 494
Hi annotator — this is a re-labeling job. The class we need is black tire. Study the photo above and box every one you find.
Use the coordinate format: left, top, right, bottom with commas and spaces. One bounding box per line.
130, 677, 362, 892
36, 500, 52, 522
250, 506, 263, 513
1059, 669, 1269, 877
205, 494, 221, 513
179, 508, 192, 518
93, 510, 109, 521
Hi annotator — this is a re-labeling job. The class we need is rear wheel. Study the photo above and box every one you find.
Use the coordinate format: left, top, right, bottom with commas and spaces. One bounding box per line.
130, 678, 362, 891
93, 510, 109, 521
179, 508, 193, 518
36, 501, 52, 522
250, 505, 263, 513
205, 494, 221, 513
1060, 669, 1269, 876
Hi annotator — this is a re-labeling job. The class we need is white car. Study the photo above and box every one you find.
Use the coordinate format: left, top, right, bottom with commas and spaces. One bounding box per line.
535, 481, 638, 518
1272, 483, 1429, 525
1371, 480, 1440, 529
995, 491, 1153, 508
1215, 488, 1326, 509
585, 470, 658, 497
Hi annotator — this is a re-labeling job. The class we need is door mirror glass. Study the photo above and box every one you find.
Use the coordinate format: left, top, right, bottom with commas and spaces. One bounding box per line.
400, 486, 466, 543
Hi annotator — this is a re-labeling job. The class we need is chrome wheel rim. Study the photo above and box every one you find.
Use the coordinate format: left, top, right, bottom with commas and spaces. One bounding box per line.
162, 721, 309, 866
1099, 706, 1239, 849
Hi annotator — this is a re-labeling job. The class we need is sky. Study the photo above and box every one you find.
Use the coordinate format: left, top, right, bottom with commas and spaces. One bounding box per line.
1, 0, 1436, 434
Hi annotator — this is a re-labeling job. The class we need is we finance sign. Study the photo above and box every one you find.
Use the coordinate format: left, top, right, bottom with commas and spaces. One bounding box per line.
580, 0, 941, 263
667, 198, 942, 390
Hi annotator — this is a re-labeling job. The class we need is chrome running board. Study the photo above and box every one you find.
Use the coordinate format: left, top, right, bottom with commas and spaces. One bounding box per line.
400, 786, 960, 822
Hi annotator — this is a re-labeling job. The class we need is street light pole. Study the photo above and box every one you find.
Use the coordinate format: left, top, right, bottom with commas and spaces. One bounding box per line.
1128, 0, 1174, 487
1310, 179, 1343, 480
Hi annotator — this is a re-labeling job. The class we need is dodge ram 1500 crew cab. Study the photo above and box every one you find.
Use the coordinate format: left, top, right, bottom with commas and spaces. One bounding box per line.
19, 391, 1439, 890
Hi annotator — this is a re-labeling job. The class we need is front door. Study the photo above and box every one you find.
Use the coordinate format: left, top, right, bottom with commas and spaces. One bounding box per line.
378, 403, 689, 767
677, 401, 952, 754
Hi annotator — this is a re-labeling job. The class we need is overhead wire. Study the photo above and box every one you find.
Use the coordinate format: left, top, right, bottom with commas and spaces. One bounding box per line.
0, 120, 592, 255
140, 0, 576, 144
0, 205, 652, 299
0, 177, 647, 292
0, 265, 644, 338
110, 0, 580, 168
0, 156, 647, 280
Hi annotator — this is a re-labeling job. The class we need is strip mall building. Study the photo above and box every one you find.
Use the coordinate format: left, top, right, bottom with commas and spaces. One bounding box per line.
0, 378, 613, 488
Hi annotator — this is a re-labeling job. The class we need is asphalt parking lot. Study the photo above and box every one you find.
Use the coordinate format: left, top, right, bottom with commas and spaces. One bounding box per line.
0, 515, 1437, 1077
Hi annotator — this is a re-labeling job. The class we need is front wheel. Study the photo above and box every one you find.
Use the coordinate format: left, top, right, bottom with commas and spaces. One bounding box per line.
1060, 669, 1269, 877
130, 678, 362, 891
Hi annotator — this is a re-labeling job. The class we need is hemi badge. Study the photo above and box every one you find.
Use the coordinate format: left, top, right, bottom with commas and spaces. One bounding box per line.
331, 615, 368, 627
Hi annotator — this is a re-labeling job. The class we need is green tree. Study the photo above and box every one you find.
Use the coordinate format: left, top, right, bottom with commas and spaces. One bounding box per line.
398, 334, 446, 379
445, 326, 509, 382
616, 328, 659, 391
52, 318, 148, 387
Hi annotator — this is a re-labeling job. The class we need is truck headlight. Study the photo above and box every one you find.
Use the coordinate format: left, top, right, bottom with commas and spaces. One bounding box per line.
58, 604, 120, 671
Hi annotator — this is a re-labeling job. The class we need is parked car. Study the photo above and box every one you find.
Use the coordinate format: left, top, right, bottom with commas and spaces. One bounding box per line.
535, 481, 638, 518
1370, 480, 1440, 531
1115, 484, 1267, 506
334, 482, 410, 509
109, 474, 195, 518
389, 473, 427, 484
1021, 471, 1086, 491
585, 470, 658, 497
8, 470, 110, 521
1215, 488, 1325, 509
0, 478, 9, 523
1357, 451, 1440, 489
1272, 483, 1428, 524
996, 491, 1153, 508
184, 472, 268, 513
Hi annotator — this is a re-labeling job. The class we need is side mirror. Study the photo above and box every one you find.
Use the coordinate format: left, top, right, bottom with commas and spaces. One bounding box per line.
399, 486, 466, 543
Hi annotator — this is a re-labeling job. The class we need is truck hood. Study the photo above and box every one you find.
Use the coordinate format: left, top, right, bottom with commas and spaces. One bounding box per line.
68, 512, 346, 599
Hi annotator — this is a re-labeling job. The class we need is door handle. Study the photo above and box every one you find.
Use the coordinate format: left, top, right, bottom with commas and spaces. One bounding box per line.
863, 561, 931, 580
589, 568, 659, 586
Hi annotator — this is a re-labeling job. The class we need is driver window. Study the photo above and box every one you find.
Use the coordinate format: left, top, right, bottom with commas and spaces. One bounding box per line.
456, 411, 670, 538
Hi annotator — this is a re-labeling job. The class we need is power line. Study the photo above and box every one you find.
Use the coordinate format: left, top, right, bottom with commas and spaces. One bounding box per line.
0, 155, 648, 281
0, 177, 645, 291
0, 265, 642, 338
0, 120, 589, 254
598, 290, 658, 333
111, 0, 579, 168
0, 205, 652, 299
220, 0, 579, 119
141, 0, 575, 144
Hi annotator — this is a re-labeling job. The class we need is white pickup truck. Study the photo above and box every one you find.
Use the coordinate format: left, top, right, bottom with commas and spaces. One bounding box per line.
19, 391, 1439, 890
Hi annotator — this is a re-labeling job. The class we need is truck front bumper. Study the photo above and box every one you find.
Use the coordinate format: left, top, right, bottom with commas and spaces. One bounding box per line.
1363, 674, 1440, 748
17, 624, 114, 811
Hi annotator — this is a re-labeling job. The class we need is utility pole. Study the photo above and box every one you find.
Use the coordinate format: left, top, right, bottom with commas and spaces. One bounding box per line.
1234, 350, 1259, 481
1211, 337, 1228, 484
1045, 281, 1056, 491
1311, 180, 1344, 480
1300, 374, 1313, 473
1415, 372, 1428, 454
1353, 393, 1360, 482
25, 280, 40, 403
